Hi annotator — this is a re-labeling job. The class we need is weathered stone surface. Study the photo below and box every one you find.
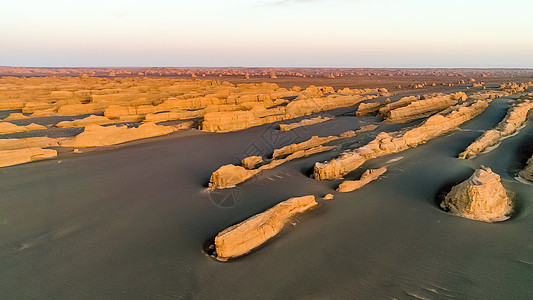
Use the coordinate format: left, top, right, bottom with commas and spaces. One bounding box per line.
0, 137, 61, 150
314, 99, 491, 180
214, 195, 317, 260
272, 136, 337, 159
519, 155, 533, 182
242, 156, 263, 169
384, 92, 465, 123
441, 167, 512, 222
459, 99, 533, 158
0, 122, 46, 134
337, 167, 387, 192
55, 115, 115, 128
279, 116, 332, 131
0, 147, 57, 168
356, 99, 391, 116
60, 123, 179, 147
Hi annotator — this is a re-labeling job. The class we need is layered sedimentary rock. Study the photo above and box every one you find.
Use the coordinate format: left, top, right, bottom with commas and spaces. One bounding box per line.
242, 156, 263, 170
0, 137, 61, 151
356, 99, 391, 116
214, 195, 317, 260
0, 122, 46, 134
384, 92, 466, 123
337, 167, 387, 192
60, 123, 180, 147
441, 167, 512, 222
279, 116, 332, 131
272, 136, 337, 159
55, 115, 116, 128
0, 147, 57, 167
209, 144, 335, 189
459, 99, 533, 158
314, 99, 491, 180
519, 155, 533, 182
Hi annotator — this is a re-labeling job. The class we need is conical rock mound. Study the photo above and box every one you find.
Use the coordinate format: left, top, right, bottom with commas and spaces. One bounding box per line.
441, 167, 512, 222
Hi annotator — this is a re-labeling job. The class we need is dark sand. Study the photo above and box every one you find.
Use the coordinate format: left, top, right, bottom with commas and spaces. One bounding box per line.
1, 89, 533, 298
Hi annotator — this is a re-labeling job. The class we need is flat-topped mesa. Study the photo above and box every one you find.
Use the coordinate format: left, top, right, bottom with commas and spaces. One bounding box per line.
279, 116, 332, 131
60, 122, 183, 147
384, 92, 466, 123
0, 147, 57, 168
213, 195, 317, 260
337, 167, 387, 192
441, 167, 512, 222
459, 99, 533, 159
355, 99, 391, 116
314, 99, 491, 180
0, 122, 46, 134
520, 155, 533, 182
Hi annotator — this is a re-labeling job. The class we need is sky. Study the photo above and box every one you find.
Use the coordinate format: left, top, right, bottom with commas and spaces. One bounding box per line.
1, 0, 532, 68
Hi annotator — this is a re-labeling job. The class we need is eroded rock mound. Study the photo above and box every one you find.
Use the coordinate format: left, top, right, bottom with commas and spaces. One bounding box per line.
0, 122, 46, 134
519, 155, 533, 182
213, 195, 317, 260
337, 167, 387, 192
441, 167, 512, 222
384, 92, 465, 123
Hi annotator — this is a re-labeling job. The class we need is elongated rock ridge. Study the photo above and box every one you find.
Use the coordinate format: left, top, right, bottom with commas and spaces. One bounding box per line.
213, 195, 317, 260
279, 116, 332, 131
337, 167, 387, 192
440, 167, 512, 222
384, 92, 466, 123
314, 99, 491, 180
0, 147, 57, 168
459, 98, 533, 158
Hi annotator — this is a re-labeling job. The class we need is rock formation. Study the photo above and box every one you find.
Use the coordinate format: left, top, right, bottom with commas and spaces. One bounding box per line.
279, 116, 332, 131
0, 147, 57, 168
55, 115, 116, 128
440, 167, 512, 222
314, 99, 491, 180
0, 122, 46, 134
519, 155, 533, 182
337, 167, 387, 192
384, 92, 466, 123
0, 137, 61, 151
60, 123, 180, 147
272, 136, 337, 159
214, 195, 317, 260
356, 99, 391, 116
459, 98, 533, 158
242, 156, 263, 169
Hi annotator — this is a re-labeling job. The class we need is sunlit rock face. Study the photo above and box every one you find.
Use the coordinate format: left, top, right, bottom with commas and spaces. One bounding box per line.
214, 195, 317, 260
441, 167, 512, 223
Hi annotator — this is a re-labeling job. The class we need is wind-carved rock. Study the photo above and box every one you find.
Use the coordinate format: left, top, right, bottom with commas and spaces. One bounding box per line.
213, 195, 317, 260
440, 167, 512, 222
337, 167, 387, 192
459, 98, 533, 158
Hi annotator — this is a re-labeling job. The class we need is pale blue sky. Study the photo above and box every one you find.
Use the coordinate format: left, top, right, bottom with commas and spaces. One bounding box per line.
1, 0, 532, 67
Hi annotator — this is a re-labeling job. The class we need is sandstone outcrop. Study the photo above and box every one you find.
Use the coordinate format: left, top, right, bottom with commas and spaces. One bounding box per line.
242, 156, 263, 169
214, 195, 317, 260
0, 137, 61, 151
272, 136, 337, 159
519, 155, 533, 182
440, 167, 512, 222
0, 122, 46, 134
314, 99, 491, 180
337, 167, 387, 192
356, 99, 391, 116
279, 116, 332, 131
55, 115, 116, 128
323, 194, 334, 200
60, 123, 180, 147
459, 99, 533, 158
0, 147, 57, 168
384, 92, 466, 123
